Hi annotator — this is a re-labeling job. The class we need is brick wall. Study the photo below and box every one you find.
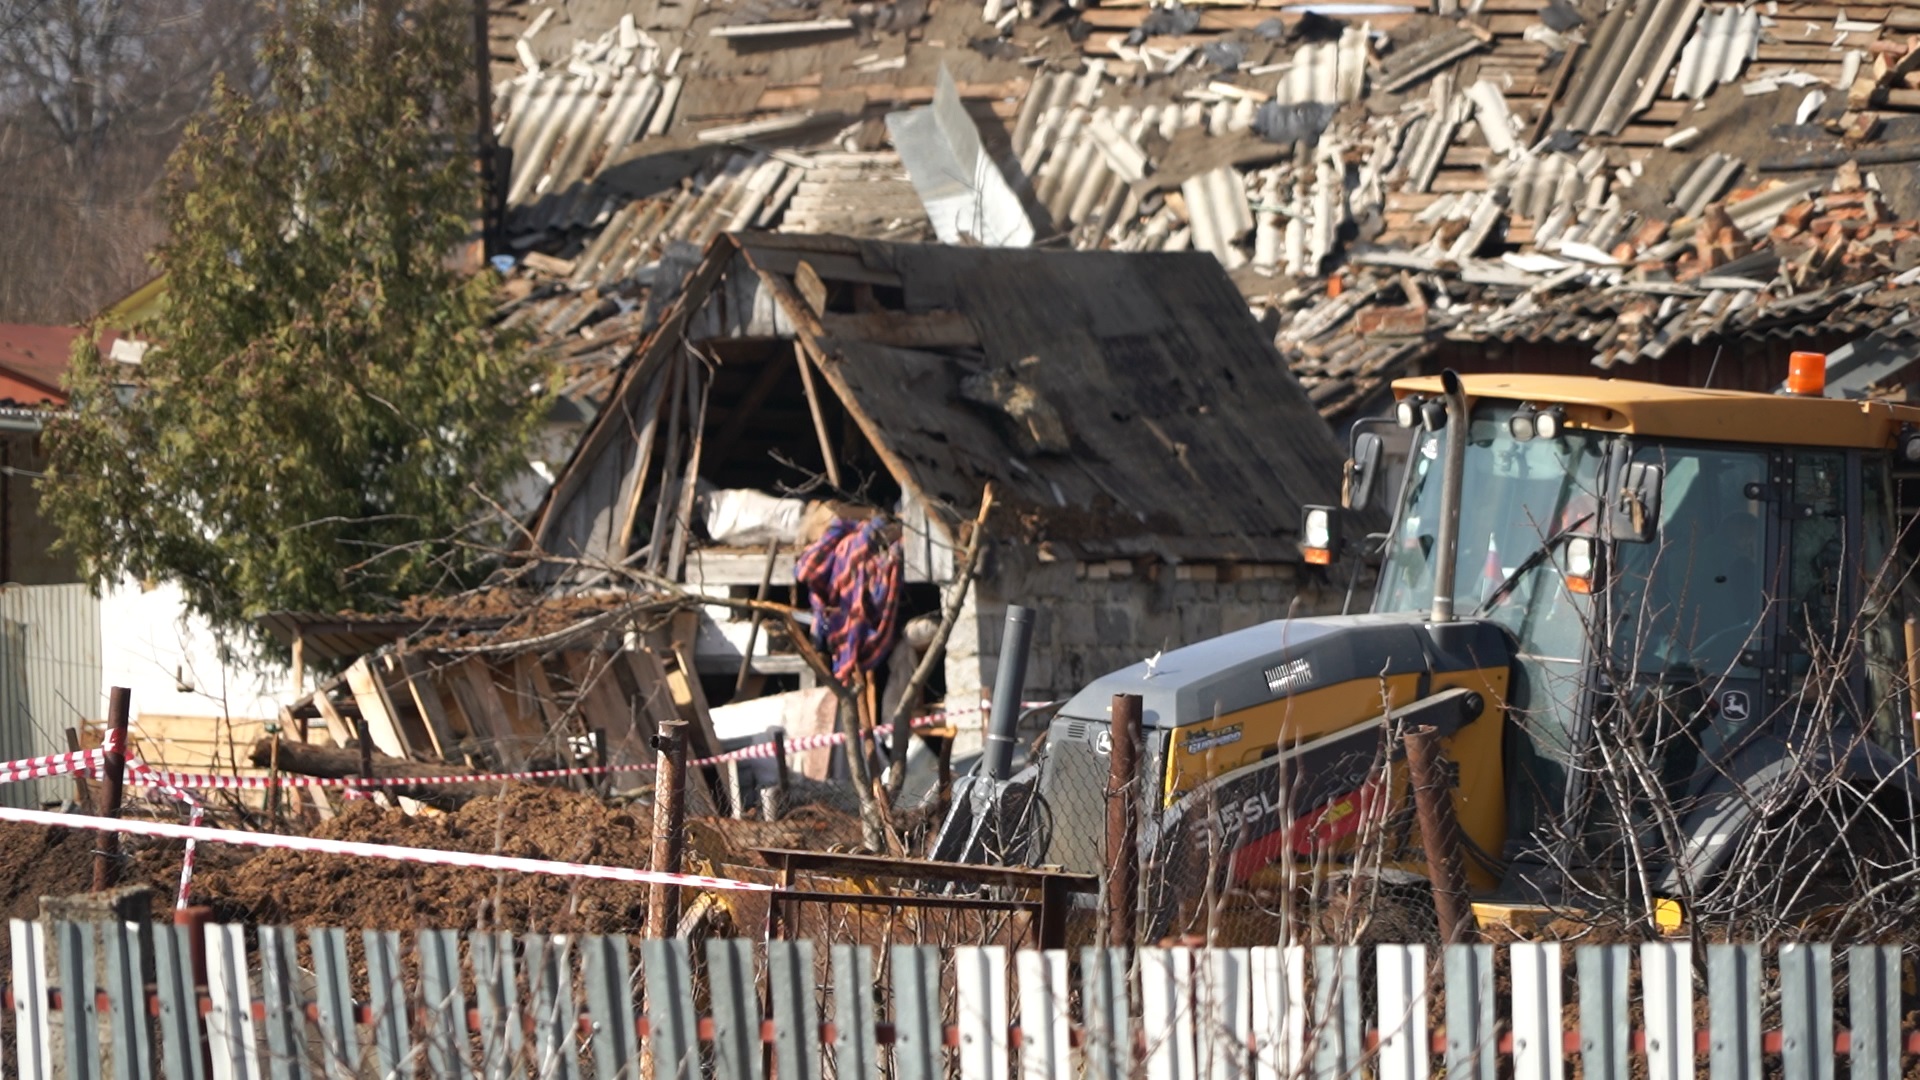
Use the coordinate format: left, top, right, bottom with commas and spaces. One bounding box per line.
941, 543, 1345, 756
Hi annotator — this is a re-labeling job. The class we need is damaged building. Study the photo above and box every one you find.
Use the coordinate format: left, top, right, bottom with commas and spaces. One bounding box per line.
522, 232, 1350, 758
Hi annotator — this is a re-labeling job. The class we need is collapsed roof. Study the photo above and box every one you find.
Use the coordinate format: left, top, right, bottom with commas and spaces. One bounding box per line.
483, 0, 1920, 433
527, 233, 1349, 573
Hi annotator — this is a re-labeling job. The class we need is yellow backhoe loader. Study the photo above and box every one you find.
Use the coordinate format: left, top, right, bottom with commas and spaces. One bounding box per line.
936, 357, 1920, 937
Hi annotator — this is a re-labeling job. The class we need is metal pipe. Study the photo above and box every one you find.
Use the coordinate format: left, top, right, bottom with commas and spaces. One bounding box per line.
1104, 693, 1142, 949
1430, 370, 1469, 623
1404, 724, 1476, 944
92, 687, 132, 891
648, 720, 689, 937
982, 605, 1037, 781
1904, 616, 1920, 773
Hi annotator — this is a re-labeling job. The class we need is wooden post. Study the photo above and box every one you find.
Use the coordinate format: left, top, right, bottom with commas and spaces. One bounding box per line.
1405, 725, 1477, 944
63, 728, 94, 813
760, 727, 790, 822
357, 717, 374, 783
1103, 693, 1141, 950
266, 722, 283, 828
647, 720, 689, 937
92, 687, 132, 892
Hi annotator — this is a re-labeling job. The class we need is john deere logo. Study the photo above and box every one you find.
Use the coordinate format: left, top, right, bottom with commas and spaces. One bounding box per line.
1721, 691, 1750, 722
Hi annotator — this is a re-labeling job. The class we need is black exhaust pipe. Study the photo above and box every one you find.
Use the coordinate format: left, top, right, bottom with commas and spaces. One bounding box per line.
982, 605, 1036, 781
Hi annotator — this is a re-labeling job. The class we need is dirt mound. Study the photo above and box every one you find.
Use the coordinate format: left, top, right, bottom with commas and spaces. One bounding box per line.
0, 821, 202, 922
196, 786, 671, 933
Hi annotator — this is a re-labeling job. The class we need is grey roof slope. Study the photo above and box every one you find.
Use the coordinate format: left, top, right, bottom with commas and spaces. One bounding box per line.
527, 232, 1348, 568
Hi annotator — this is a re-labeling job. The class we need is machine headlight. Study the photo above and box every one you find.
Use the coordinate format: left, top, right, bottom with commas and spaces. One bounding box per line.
1536, 406, 1566, 440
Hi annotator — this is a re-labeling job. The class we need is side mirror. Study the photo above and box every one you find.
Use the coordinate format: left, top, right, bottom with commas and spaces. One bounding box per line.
1612, 461, 1664, 543
1343, 431, 1384, 510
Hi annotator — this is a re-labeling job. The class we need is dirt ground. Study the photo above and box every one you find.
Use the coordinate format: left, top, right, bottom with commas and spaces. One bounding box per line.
0, 784, 868, 939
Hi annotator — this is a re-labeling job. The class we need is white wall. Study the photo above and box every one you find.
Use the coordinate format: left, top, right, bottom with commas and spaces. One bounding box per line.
98, 578, 286, 721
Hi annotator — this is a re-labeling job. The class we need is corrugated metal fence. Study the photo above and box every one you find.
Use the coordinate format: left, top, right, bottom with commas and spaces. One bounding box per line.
6, 923, 1917, 1080
0, 585, 101, 810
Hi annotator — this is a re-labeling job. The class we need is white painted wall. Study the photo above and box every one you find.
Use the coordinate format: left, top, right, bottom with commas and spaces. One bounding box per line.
97, 577, 287, 721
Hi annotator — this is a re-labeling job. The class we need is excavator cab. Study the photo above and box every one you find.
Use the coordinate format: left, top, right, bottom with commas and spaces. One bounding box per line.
1369, 368, 1919, 916
939, 357, 1920, 937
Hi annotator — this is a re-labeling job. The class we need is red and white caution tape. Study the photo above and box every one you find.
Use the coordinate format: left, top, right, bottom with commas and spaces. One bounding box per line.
0, 804, 775, 892
0, 746, 105, 785
0, 697, 1055, 906
117, 700, 1059, 795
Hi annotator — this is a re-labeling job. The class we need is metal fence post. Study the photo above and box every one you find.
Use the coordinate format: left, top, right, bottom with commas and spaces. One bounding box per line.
648, 719, 688, 937
92, 687, 132, 891
1104, 693, 1141, 950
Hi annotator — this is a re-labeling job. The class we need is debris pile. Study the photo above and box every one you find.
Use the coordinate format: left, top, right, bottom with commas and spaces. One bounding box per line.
472, 0, 1920, 427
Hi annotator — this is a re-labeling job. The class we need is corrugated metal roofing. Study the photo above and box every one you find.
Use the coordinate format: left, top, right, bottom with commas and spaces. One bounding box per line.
0, 585, 101, 810
1672, 6, 1758, 99
1557, 0, 1707, 135
494, 19, 678, 241
1272, 26, 1369, 106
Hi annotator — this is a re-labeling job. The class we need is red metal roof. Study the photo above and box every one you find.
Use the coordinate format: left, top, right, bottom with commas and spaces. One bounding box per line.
0, 324, 99, 407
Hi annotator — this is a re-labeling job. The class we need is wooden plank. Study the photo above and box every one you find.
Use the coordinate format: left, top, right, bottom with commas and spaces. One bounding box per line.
1642, 943, 1693, 1080
1017, 949, 1071, 1080
1142, 947, 1198, 1080
707, 939, 763, 1080
583, 935, 640, 1080
1199, 949, 1251, 1080
346, 657, 414, 759
1780, 944, 1834, 1080
152, 924, 206, 1080
619, 649, 681, 742
1851, 946, 1901, 1080
511, 653, 569, 743
1080, 947, 1131, 1080
1578, 945, 1630, 1080
795, 260, 830, 315
419, 930, 473, 1080
473, 932, 524, 1080
1509, 944, 1564, 1080
206, 924, 262, 1080
833, 945, 880, 1080
312, 692, 352, 754
955, 946, 1010, 1080
645, 938, 700, 1080
57, 921, 100, 1080
1709, 944, 1761, 1080
667, 611, 725, 758
1311, 946, 1361, 1080
257, 927, 306, 1080
1445, 944, 1497, 1080
365, 931, 415, 1079
1249, 945, 1306, 1080
891, 945, 943, 1080
524, 934, 580, 1080
1377, 945, 1429, 1080
562, 651, 652, 778
452, 658, 531, 770
308, 927, 358, 1080
768, 941, 822, 1080
396, 652, 464, 749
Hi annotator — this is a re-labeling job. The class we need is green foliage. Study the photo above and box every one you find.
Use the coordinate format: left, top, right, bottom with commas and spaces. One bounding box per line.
43, 0, 550, 655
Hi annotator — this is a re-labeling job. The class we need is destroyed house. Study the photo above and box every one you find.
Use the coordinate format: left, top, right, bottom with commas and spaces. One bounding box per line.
524, 232, 1350, 743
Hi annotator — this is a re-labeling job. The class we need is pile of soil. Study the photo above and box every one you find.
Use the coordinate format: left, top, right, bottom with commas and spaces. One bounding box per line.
0, 821, 204, 922
197, 786, 670, 933
0, 784, 873, 942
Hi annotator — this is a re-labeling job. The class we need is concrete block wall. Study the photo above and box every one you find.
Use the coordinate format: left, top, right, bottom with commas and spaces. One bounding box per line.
941, 543, 1344, 755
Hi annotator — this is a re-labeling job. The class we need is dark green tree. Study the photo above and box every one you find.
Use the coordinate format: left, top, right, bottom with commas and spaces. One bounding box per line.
43, 0, 548, 653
